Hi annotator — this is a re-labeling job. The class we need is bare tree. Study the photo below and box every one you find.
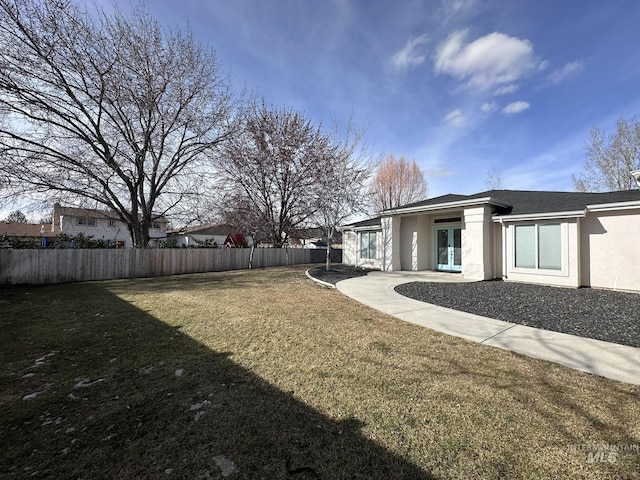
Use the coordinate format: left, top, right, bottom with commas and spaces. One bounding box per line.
5, 209, 28, 223
0, 0, 235, 246
573, 117, 640, 192
311, 118, 374, 270
219, 101, 330, 247
369, 155, 428, 211
484, 165, 504, 190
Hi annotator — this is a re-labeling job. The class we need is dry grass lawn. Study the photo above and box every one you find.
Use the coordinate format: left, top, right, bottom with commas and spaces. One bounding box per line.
1, 266, 638, 479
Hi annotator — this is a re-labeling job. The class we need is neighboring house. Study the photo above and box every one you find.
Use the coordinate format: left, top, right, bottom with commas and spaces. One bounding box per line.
0, 222, 59, 247
167, 223, 253, 248
52, 204, 167, 248
341, 188, 640, 292
288, 227, 342, 249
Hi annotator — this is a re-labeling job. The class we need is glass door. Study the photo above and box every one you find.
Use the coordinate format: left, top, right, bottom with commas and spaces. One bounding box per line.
435, 227, 462, 272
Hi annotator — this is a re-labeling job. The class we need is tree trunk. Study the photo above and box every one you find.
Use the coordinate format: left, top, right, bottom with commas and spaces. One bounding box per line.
325, 226, 333, 271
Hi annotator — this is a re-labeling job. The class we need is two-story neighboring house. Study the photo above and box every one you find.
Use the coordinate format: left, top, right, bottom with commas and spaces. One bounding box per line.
52, 204, 168, 247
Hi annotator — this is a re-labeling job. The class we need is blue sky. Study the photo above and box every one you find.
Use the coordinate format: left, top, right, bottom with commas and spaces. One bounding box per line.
76, 0, 640, 197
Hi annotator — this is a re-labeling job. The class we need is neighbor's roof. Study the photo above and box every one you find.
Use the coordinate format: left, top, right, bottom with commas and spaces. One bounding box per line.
57, 205, 168, 222
383, 189, 640, 217
290, 227, 342, 242
58, 206, 120, 220
168, 223, 237, 236
0, 222, 59, 237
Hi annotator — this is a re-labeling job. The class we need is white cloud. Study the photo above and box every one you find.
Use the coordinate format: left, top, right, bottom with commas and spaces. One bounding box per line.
547, 60, 584, 84
423, 166, 455, 177
391, 34, 430, 71
493, 84, 518, 96
481, 102, 498, 113
502, 101, 530, 114
444, 109, 465, 126
434, 30, 543, 90
441, 0, 476, 18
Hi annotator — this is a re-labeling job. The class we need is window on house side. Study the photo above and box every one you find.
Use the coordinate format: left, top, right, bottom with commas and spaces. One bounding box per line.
87, 218, 97, 226
360, 231, 377, 259
515, 223, 561, 270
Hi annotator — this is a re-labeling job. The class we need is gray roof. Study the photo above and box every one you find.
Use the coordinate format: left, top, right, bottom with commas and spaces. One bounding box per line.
386, 189, 640, 216
342, 217, 382, 229
168, 223, 237, 235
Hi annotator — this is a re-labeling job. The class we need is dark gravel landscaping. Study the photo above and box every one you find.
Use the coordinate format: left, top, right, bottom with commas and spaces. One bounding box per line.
395, 281, 640, 348
307, 265, 375, 285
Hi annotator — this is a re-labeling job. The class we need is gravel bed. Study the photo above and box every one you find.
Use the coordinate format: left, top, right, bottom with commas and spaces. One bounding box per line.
307, 265, 374, 285
395, 281, 640, 348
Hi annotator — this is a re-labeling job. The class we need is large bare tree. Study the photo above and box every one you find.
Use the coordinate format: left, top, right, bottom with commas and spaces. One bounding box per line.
311, 118, 374, 269
573, 117, 640, 192
369, 155, 428, 211
220, 101, 331, 247
0, 0, 235, 246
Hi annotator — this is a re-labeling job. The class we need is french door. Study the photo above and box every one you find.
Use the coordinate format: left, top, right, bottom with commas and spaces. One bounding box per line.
435, 227, 462, 272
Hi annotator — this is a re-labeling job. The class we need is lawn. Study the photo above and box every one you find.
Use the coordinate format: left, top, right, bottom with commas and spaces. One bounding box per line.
1, 266, 638, 479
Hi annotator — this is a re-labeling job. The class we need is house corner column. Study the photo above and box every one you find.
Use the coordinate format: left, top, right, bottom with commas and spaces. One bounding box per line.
462, 206, 493, 280
381, 215, 400, 271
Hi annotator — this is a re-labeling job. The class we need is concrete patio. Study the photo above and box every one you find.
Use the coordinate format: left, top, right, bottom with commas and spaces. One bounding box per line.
336, 271, 640, 385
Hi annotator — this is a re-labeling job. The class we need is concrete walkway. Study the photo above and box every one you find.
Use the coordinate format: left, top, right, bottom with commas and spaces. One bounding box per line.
336, 271, 640, 386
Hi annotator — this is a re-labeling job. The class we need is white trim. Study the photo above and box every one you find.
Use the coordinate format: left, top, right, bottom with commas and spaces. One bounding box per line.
586, 200, 640, 212
383, 197, 510, 215
340, 225, 383, 232
493, 210, 585, 222
509, 221, 569, 278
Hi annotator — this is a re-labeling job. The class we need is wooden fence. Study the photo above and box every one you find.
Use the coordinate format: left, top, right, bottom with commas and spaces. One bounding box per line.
0, 248, 342, 285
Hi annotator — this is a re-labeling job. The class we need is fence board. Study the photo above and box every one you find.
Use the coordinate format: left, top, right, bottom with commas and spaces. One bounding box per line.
0, 248, 342, 285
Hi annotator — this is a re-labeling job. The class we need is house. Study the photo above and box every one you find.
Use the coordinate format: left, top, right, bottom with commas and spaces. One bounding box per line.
0, 222, 59, 247
167, 223, 253, 248
340, 187, 640, 292
288, 227, 342, 249
52, 204, 167, 248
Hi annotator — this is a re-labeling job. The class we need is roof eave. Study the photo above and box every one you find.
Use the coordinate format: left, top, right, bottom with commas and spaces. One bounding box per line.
492, 210, 586, 222
586, 200, 640, 212
384, 197, 510, 215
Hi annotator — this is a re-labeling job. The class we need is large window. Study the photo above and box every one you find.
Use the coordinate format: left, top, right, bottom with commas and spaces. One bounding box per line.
360, 231, 377, 259
515, 223, 561, 270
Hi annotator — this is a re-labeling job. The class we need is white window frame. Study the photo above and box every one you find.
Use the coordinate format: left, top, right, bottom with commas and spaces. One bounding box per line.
512, 222, 564, 273
359, 231, 377, 260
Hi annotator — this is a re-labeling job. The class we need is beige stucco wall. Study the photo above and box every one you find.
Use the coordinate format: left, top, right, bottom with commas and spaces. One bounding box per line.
504, 219, 580, 288
342, 230, 357, 266
581, 209, 640, 291
400, 215, 418, 270
462, 205, 494, 280
383, 215, 402, 271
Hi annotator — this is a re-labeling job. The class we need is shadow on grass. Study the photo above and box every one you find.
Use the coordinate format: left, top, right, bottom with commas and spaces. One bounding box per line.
0, 281, 433, 479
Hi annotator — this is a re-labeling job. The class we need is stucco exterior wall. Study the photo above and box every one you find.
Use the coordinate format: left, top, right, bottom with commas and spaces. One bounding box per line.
341, 229, 382, 269
462, 205, 494, 280
382, 216, 402, 271
580, 209, 640, 291
400, 215, 418, 270
504, 219, 580, 288
342, 230, 357, 266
